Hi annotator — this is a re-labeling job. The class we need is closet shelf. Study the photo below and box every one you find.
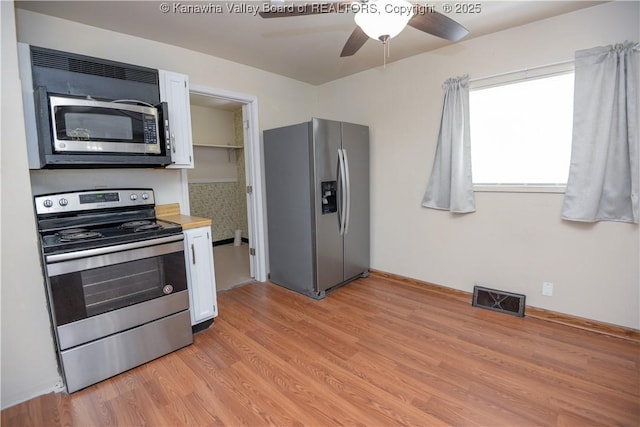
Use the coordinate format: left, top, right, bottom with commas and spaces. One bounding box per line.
193, 143, 243, 149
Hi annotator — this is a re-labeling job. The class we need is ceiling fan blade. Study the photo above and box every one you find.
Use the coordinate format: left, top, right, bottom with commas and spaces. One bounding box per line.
340, 26, 369, 57
259, 2, 348, 18
407, 12, 469, 41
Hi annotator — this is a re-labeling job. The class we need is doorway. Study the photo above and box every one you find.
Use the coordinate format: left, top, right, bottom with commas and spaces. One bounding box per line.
179, 85, 267, 287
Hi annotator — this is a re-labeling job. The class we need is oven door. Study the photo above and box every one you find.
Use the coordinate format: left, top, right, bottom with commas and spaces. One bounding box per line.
45, 235, 188, 350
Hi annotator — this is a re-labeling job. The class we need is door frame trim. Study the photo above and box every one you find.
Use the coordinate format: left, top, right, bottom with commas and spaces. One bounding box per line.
180, 84, 267, 282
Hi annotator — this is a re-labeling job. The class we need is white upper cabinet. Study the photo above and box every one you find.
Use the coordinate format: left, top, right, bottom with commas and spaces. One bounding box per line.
159, 70, 194, 168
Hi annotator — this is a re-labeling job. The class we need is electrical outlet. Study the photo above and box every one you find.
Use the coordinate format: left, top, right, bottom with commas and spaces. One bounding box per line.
542, 282, 554, 297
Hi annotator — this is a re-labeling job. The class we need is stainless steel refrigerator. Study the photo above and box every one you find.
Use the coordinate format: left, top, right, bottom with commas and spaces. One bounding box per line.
263, 118, 369, 299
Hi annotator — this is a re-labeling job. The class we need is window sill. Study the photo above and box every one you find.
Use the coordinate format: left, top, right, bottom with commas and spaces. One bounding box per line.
473, 184, 566, 194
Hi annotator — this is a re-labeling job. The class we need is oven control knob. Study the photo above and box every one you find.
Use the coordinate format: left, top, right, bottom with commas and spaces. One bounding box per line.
59, 198, 68, 207
163, 285, 174, 295
141, 192, 149, 200
43, 199, 54, 208
130, 193, 138, 201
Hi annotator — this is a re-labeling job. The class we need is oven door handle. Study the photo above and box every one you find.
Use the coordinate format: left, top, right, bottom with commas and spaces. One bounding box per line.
45, 234, 185, 264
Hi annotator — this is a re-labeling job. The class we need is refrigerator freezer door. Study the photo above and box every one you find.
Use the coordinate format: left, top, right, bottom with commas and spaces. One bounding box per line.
313, 118, 344, 293
342, 122, 370, 280
263, 123, 316, 294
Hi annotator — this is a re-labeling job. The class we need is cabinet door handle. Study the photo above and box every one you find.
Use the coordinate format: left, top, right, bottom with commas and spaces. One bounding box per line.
191, 243, 196, 265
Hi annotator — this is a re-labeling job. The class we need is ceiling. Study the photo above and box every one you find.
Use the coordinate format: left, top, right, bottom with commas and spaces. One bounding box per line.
15, 1, 604, 85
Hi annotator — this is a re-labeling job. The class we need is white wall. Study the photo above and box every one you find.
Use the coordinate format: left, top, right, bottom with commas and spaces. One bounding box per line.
1, 0, 63, 409
1, 7, 317, 409
317, 1, 640, 329
30, 169, 186, 203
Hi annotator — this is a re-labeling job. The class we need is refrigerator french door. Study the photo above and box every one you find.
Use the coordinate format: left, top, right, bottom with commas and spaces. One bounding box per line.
264, 118, 369, 299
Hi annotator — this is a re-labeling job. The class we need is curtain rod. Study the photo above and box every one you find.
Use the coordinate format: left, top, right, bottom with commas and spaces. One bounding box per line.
469, 58, 575, 83
471, 44, 640, 83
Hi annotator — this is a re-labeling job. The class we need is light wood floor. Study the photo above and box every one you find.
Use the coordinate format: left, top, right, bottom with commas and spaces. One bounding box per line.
3, 275, 639, 426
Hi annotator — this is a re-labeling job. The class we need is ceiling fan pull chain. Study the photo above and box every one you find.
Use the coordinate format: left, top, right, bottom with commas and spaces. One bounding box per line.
383, 39, 391, 68
383, 42, 386, 68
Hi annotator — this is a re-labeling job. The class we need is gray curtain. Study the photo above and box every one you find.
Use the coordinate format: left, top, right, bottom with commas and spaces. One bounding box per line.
561, 42, 639, 223
422, 75, 475, 213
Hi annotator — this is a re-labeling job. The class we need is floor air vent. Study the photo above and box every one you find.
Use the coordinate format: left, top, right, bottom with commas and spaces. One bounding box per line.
472, 285, 526, 317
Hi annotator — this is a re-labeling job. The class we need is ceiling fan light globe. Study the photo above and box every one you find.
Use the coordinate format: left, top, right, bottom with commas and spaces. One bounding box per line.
354, 0, 413, 41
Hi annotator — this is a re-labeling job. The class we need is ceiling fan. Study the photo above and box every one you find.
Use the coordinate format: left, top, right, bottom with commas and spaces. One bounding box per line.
259, 0, 469, 57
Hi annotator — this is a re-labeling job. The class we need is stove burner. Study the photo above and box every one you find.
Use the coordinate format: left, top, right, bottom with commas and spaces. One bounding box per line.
121, 220, 162, 232
134, 224, 161, 232
58, 228, 89, 236
121, 220, 152, 229
59, 231, 103, 242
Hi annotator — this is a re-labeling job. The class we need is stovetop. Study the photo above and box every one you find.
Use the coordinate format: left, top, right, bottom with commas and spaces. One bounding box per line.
40, 219, 182, 255
35, 189, 183, 255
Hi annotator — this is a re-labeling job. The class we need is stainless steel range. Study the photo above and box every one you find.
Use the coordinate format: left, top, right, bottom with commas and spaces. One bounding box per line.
34, 188, 193, 393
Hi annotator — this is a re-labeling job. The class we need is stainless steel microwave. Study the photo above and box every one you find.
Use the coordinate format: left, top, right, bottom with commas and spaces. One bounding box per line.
18, 43, 173, 168
50, 96, 163, 155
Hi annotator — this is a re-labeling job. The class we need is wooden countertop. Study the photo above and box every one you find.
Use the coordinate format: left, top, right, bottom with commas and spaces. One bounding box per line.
156, 203, 212, 230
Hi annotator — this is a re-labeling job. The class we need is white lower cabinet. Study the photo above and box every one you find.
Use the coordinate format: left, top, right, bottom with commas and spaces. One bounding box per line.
183, 226, 218, 325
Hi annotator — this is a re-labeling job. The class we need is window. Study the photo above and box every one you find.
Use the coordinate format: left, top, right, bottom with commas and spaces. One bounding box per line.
469, 69, 574, 191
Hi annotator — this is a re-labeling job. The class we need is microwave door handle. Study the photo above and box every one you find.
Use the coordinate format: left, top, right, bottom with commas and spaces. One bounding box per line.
158, 102, 173, 154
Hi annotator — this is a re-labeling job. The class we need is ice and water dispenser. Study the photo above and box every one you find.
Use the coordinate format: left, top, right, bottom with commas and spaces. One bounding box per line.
321, 181, 337, 214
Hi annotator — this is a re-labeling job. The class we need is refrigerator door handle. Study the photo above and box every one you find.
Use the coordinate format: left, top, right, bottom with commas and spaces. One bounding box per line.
337, 148, 347, 235
336, 150, 342, 233
342, 148, 351, 235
